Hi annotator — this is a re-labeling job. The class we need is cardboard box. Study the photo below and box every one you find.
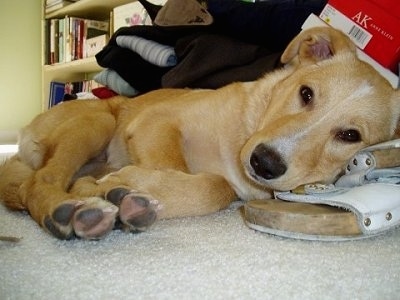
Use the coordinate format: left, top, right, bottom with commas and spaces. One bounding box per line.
85, 34, 109, 57
319, 0, 400, 73
113, 0, 166, 32
302, 14, 398, 88
113, 2, 152, 32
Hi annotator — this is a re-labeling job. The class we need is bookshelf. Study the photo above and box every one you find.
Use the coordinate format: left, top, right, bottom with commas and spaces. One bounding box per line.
42, 0, 134, 109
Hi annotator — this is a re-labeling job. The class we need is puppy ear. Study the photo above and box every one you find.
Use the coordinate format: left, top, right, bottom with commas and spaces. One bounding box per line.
281, 26, 357, 65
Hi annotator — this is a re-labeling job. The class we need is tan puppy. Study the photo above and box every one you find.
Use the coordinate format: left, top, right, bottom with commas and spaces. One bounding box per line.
1, 27, 399, 240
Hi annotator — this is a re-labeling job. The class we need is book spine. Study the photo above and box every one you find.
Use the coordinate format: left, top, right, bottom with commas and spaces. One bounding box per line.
69, 17, 76, 61
78, 19, 84, 60
49, 19, 56, 64
58, 18, 64, 63
64, 16, 71, 62
44, 19, 51, 65
54, 19, 59, 63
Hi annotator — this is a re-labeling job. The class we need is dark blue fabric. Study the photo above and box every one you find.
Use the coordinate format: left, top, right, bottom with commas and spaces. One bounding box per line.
208, 0, 327, 51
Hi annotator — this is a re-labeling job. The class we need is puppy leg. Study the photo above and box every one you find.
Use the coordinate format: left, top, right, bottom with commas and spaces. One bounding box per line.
20, 113, 119, 240
95, 166, 237, 228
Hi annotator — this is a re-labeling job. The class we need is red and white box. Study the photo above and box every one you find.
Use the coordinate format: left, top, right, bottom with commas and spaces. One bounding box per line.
319, 0, 400, 73
368, 0, 400, 19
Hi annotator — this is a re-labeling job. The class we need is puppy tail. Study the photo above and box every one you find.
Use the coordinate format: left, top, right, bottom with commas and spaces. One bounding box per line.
0, 155, 33, 210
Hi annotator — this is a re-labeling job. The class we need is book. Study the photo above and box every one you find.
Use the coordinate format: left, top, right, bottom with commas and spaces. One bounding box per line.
45, 16, 109, 64
48, 79, 103, 107
49, 19, 57, 64
64, 80, 103, 95
45, 0, 77, 14
64, 16, 71, 62
43, 19, 51, 64
45, 0, 79, 5
58, 18, 64, 63
74, 18, 84, 60
69, 17, 76, 62
54, 19, 59, 63
48, 81, 65, 108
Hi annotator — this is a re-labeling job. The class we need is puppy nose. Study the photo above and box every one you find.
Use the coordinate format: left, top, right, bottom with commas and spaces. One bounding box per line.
250, 144, 287, 180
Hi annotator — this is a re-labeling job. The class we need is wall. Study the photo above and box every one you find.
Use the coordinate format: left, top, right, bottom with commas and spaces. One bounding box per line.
0, 1, 42, 138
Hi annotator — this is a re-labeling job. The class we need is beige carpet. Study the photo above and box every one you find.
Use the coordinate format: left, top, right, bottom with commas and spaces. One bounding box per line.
1, 199, 400, 300
1, 134, 400, 299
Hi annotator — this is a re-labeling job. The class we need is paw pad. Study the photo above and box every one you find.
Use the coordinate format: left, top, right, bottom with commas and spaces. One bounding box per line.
107, 188, 160, 232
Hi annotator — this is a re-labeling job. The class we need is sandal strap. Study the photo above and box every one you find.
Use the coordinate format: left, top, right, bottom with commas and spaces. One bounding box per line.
336, 139, 400, 188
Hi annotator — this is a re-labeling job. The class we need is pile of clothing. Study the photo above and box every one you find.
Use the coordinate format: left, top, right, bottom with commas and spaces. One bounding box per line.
94, 0, 327, 97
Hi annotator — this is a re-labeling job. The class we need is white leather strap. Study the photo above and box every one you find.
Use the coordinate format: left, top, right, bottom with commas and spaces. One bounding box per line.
336, 139, 400, 188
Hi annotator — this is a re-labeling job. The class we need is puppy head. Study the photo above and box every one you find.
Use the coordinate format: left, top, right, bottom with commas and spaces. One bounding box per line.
241, 27, 400, 191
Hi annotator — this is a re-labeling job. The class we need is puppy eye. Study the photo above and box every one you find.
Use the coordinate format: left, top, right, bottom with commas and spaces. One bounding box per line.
300, 85, 313, 105
336, 129, 361, 143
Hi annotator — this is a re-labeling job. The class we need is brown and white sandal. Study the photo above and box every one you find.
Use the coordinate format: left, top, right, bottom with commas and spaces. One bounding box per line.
244, 139, 400, 241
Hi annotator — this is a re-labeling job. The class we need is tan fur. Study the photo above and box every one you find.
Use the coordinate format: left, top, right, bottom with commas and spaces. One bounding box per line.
1, 27, 399, 239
